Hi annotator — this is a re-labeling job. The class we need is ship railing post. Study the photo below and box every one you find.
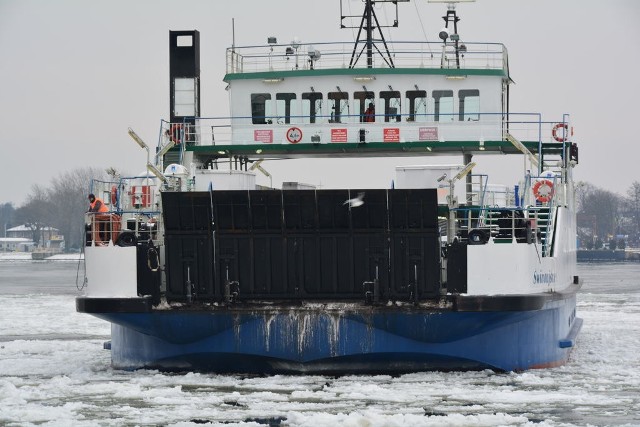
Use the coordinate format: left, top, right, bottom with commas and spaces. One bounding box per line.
89, 214, 96, 246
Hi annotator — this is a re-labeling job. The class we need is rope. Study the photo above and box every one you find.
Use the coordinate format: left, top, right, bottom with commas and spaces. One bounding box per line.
75, 234, 87, 291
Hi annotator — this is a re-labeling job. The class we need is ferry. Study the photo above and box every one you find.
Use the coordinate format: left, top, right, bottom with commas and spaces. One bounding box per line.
77, 0, 582, 373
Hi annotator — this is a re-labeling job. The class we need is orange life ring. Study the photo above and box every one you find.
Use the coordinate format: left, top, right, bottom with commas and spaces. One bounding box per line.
170, 124, 182, 145
552, 123, 568, 142
110, 185, 118, 205
533, 179, 554, 203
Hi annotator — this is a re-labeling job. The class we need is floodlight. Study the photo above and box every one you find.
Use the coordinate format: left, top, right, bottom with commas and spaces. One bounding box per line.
249, 159, 263, 171
128, 127, 148, 149
454, 162, 476, 181
157, 140, 175, 158
249, 159, 272, 187
147, 163, 167, 183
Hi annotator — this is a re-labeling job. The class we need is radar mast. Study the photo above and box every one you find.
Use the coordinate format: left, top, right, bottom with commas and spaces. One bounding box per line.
340, 0, 408, 69
428, 0, 475, 69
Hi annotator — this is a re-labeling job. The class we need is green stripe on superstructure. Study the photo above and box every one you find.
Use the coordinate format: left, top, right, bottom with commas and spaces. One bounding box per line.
224, 67, 507, 82
182, 140, 543, 156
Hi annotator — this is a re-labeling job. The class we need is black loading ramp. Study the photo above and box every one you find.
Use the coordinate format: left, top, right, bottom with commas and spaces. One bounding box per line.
162, 189, 440, 303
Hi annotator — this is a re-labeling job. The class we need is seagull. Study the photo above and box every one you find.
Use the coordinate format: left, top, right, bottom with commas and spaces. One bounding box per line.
344, 192, 365, 208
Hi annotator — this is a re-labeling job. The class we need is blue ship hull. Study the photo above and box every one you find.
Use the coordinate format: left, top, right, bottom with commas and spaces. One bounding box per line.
84, 290, 582, 373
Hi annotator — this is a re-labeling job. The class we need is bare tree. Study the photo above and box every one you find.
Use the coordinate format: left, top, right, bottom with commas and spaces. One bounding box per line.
578, 186, 621, 240
626, 181, 640, 239
15, 168, 107, 251
575, 181, 594, 213
48, 167, 107, 250
621, 181, 640, 244
14, 185, 54, 245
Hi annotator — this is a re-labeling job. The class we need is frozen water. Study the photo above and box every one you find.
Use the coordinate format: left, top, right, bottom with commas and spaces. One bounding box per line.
0, 261, 639, 426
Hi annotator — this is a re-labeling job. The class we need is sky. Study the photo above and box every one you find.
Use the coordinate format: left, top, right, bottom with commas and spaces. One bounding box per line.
1, 0, 639, 206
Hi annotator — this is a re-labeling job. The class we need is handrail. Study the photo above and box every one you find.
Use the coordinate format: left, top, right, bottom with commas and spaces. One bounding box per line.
453, 205, 556, 252
155, 113, 567, 149
226, 41, 508, 74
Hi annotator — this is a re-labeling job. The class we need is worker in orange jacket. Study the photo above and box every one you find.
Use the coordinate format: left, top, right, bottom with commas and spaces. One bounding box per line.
88, 193, 110, 245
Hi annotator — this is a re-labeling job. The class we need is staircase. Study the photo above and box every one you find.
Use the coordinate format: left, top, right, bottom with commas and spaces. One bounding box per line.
540, 143, 564, 175
530, 206, 552, 255
163, 150, 181, 166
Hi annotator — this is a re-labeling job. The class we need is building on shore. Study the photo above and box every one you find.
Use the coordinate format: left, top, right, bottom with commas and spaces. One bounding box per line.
5, 225, 64, 252
0, 237, 34, 252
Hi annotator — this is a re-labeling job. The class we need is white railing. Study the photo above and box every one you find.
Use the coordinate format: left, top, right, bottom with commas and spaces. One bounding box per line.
87, 178, 162, 248
226, 41, 507, 74
159, 113, 572, 148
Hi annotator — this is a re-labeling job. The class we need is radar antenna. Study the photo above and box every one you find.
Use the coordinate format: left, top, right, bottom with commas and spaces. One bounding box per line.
428, 0, 475, 69
340, 0, 409, 69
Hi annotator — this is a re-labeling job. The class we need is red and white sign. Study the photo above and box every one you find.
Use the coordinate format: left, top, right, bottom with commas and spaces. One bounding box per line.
331, 128, 348, 143
286, 127, 303, 143
254, 129, 273, 143
383, 128, 400, 143
419, 127, 438, 141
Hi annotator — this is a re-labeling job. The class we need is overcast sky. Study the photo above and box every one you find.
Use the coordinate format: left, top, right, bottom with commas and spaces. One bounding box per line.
1, 0, 639, 206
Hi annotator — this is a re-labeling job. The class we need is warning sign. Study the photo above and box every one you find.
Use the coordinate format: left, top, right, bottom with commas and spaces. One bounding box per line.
419, 127, 438, 141
254, 129, 273, 143
331, 128, 348, 143
383, 128, 400, 143
286, 127, 303, 144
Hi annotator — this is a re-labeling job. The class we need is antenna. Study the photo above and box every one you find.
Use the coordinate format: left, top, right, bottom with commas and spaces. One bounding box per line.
428, 0, 475, 69
232, 18, 235, 52
340, 0, 409, 69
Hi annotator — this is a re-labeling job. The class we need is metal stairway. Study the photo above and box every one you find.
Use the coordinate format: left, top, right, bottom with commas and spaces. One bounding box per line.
530, 206, 551, 255
540, 143, 564, 175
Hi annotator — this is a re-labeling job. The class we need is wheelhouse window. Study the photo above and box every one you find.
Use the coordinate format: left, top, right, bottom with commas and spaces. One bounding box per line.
405, 90, 427, 122
251, 93, 271, 124
433, 90, 454, 122
379, 90, 401, 122
301, 92, 323, 124
276, 93, 296, 124
354, 91, 375, 122
328, 91, 349, 123
459, 89, 480, 121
